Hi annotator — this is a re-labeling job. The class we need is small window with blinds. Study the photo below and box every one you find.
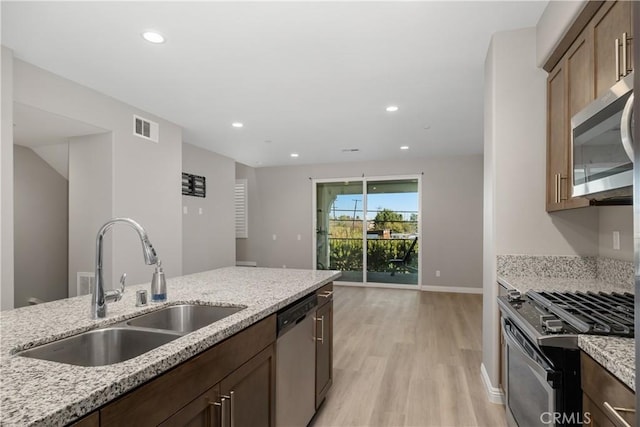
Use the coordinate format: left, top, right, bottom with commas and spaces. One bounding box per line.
235, 179, 248, 239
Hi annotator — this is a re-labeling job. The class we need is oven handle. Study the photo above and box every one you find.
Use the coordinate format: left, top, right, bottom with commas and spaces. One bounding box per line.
501, 318, 559, 387
621, 92, 634, 163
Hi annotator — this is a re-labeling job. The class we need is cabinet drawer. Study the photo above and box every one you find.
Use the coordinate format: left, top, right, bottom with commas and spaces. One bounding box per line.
316, 282, 333, 308
581, 352, 635, 427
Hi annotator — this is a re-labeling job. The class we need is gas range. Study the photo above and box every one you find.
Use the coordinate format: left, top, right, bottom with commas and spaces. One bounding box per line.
497, 289, 634, 349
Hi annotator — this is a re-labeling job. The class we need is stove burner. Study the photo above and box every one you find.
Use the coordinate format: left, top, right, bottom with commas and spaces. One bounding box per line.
527, 290, 634, 338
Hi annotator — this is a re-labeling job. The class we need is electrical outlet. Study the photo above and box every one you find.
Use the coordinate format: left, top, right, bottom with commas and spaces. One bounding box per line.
272, 234, 277, 241
613, 231, 620, 250
436, 270, 441, 277
297, 234, 301, 241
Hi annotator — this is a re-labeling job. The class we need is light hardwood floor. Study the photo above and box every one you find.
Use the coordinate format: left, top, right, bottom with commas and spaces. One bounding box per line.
310, 286, 507, 427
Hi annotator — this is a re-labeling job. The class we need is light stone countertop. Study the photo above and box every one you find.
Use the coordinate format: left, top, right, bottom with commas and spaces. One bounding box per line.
0, 267, 340, 427
498, 275, 633, 295
498, 275, 635, 392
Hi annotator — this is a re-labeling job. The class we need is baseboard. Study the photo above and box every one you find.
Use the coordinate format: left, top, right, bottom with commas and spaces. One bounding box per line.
421, 285, 483, 294
480, 363, 505, 404
334, 282, 420, 291
332, 282, 483, 293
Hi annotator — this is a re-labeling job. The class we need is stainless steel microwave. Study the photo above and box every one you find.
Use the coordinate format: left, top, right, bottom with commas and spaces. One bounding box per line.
571, 72, 634, 200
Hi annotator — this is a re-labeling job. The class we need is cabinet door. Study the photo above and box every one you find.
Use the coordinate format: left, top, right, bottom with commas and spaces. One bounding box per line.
546, 62, 568, 212
69, 412, 99, 427
564, 28, 593, 210
220, 344, 276, 427
159, 386, 222, 427
315, 300, 333, 408
594, 1, 633, 97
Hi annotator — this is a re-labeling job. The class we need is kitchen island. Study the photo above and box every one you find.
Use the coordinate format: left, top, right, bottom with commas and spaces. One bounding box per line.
0, 267, 340, 426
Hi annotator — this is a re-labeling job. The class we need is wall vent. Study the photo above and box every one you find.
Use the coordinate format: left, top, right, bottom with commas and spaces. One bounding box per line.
133, 114, 159, 142
77, 272, 95, 296
341, 148, 360, 152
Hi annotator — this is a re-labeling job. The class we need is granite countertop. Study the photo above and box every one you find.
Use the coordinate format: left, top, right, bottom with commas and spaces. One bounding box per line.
0, 267, 340, 426
498, 275, 635, 392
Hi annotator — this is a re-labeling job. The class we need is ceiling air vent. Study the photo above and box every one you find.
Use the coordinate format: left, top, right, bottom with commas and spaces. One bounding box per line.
341, 148, 360, 152
133, 114, 159, 143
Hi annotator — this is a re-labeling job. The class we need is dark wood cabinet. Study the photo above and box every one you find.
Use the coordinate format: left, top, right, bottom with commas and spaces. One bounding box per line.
315, 283, 334, 408
581, 351, 635, 427
69, 412, 99, 427
220, 345, 275, 427
546, 61, 569, 211
159, 386, 221, 427
544, 0, 635, 212
593, 1, 633, 98
100, 315, 276, 427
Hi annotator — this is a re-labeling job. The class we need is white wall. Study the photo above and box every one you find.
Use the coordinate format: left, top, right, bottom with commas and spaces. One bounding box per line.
13, 145, 68, 306
536, 0, 587, 67
482, 27, 600, 398
237, 155, 484, 290
182, 143, 236, 274
11, 59, 183, 292
598, 206, 633, 261
1, 46, 15, 310
68, 132, 113, 296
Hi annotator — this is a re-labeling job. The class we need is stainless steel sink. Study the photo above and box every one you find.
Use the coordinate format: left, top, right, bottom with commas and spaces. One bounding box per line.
126, 304, 245, 333
18, 327, 182, 367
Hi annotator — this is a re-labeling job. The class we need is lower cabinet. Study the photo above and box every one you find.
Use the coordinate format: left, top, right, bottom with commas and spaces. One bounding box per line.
98, 315, 276, 427
160, 345, 275, 427
315, 283, 334, 408
581, 351, 635, 427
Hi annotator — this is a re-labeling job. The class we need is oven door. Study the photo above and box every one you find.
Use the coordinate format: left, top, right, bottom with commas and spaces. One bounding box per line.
502, 318, 560, 427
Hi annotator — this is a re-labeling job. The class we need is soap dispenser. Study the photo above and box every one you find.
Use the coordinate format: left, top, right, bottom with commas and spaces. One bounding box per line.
151, 260, 167, 302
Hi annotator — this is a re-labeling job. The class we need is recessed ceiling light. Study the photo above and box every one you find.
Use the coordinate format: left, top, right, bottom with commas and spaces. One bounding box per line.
232, 122, 244, 128
386, 105, 399, 112
142, 31, 165, 44
290, 153, 299, 158
400, 146, 410, 150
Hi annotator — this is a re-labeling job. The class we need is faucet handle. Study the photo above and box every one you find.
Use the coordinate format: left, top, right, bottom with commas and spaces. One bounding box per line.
105, 273, 126, 303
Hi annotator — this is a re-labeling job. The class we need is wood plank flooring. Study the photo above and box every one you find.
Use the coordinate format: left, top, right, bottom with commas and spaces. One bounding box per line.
310, 286, 507, 427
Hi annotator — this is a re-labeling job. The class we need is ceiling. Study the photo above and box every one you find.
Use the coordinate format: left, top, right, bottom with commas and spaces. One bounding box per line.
2, 1, 548, 167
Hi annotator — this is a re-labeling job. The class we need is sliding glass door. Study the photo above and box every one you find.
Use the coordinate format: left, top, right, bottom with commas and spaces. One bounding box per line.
314, 176, 420, 287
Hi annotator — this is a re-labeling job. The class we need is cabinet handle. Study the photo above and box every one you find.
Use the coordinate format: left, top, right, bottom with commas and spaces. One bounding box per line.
210, 401, 222, 427
616, 37, 621, 81
603, 401, 634, 427
319, 290, 333, 298
316, 315, 325, 343
559, 175, 567, 201
221, 396, 230, 427
230, 391, 235, 427
554, 173, 560, 204
622, 33, 628, 77
623, 32, 633, 75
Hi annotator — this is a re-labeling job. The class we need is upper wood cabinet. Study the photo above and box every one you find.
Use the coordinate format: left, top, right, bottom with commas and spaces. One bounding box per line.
546, 30, 591, 212
545, 0, 634, 212
593, 1, 633, 98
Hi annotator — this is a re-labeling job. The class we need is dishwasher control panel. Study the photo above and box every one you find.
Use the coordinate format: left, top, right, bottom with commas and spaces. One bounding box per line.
277, 294, 318, 335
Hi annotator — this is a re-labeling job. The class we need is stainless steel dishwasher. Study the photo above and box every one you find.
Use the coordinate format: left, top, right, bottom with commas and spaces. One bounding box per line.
276, 293, 318, 427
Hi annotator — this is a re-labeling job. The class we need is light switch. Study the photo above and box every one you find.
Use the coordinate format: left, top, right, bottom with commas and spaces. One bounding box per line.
183, 206, 188, 215
272, 234, 277, 241
435, 270, 441, 277
198, 207, 203, 215
297, 234, 301, 241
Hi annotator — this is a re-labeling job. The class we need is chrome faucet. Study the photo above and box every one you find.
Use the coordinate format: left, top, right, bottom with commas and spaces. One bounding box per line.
91, 218, 158, 319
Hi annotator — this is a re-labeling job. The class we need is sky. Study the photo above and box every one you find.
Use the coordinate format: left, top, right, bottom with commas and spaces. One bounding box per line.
332, 193, 418, 220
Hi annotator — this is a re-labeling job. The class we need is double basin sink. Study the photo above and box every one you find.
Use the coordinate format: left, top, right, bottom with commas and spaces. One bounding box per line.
18, 304, 245, 367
